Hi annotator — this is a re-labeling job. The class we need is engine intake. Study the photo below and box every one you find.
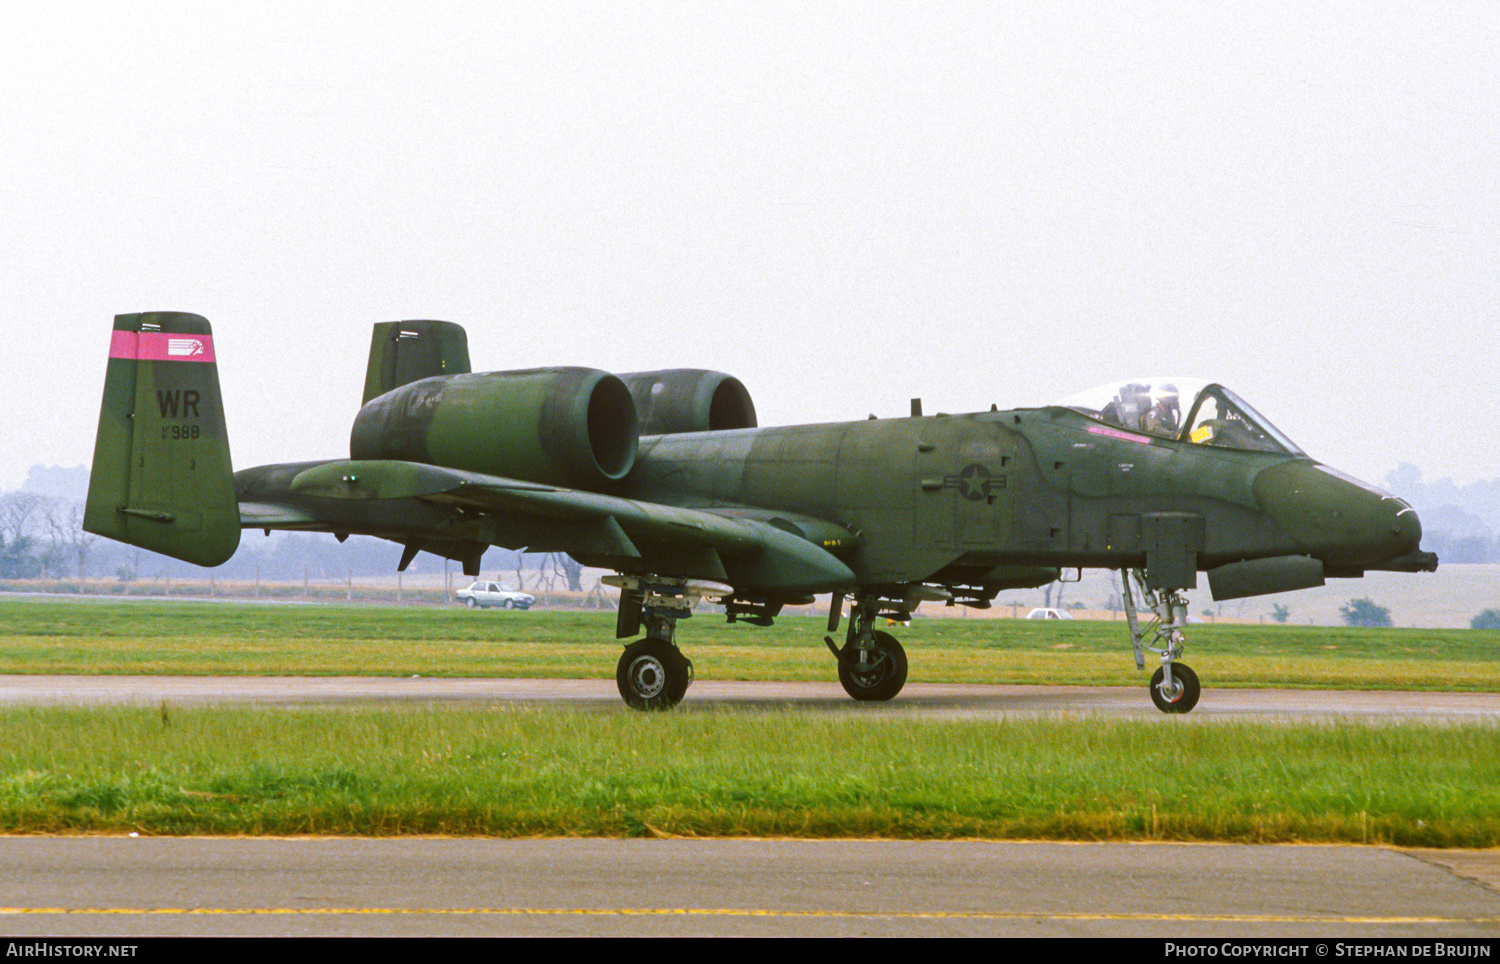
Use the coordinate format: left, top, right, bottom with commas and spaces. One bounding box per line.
619, 369, 757, 436
350, 367, 638, 489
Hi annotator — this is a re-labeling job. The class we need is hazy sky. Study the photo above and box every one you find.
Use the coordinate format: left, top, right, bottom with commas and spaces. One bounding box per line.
3, 1, 1496, 494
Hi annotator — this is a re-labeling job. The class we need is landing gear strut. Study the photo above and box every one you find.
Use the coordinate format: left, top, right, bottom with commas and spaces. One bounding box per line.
605, 575, 701, 710
1121, 568, 1201, 714
825, 591, 909, 702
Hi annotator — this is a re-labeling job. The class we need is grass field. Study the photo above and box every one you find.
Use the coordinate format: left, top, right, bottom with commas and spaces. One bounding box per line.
0, 596, 1496, 843
1, 596, 1495, 691
0, 706, 1495, 845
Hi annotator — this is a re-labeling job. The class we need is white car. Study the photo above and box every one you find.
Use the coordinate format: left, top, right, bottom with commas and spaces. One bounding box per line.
455, 581, 536, 610
1024, 607, 1073, 620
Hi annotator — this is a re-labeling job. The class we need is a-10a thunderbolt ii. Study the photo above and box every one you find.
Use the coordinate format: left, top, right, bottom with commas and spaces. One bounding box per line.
85, 312, 1438, 713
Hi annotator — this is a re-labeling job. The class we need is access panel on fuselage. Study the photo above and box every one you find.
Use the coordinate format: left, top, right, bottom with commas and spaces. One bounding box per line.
912, 416, 1014, 550
739, 424, 844, 518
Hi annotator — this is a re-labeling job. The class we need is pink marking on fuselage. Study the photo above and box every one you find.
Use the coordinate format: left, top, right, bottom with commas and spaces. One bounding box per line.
108, 330, 215, 362
1088, 424, 1154, 445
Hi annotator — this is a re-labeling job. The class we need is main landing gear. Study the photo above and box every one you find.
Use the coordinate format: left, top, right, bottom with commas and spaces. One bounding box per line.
605, 577, 914, 710
1121, 569, 1201, 714
824, 591, 909, 702
605, 574, 700, 710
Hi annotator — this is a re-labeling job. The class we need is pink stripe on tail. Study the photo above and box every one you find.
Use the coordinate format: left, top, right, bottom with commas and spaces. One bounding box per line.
108, 330, 216, 362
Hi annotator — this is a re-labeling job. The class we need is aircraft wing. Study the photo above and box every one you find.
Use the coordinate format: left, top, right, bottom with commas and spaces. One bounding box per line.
238, 459, 857, 594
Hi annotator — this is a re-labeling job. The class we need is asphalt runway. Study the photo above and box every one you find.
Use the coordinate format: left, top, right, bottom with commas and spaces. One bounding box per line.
2, 676, 1497, 938
1, 837, 1498, 938
1, 674, 1498, 721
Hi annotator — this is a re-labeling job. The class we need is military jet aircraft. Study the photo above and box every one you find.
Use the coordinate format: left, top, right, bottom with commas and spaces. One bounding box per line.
85, 312, 1438, 713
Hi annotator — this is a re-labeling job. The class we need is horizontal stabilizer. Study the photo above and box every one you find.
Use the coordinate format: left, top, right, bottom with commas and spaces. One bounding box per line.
238, 502, 324, 529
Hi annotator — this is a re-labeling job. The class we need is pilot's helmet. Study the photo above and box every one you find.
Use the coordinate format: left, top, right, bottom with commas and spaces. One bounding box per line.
1146, 383, 1181, 434
1157, 383, 1179, 411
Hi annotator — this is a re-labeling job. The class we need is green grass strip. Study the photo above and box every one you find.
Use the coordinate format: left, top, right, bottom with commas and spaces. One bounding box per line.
1, 598, 1496, 691
0, 705, 1495, 845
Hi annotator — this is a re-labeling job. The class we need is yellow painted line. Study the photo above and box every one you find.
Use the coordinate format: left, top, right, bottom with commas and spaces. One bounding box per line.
0, 907, 1496, 924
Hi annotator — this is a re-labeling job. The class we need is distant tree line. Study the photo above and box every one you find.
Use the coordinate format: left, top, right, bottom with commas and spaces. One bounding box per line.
0, 491, 582, 588
1340, 597, 1393, 628
1383, 464, 1500, 563
0, 493, 94, 579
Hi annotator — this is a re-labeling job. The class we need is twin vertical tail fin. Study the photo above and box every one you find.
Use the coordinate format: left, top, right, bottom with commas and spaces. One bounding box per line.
83, 312, 241, 567
361, 320, 471, 405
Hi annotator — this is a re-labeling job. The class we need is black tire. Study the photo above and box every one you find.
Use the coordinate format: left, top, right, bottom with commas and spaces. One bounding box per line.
464, 597, 477, 609
503, 599, 515, 610
616, 639, 691, 710
1149, 663, 1201, 714
837, 630, 908, 702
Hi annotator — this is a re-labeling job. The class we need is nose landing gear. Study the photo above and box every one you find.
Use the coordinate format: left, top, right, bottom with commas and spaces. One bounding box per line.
1122, 569, 1202, 714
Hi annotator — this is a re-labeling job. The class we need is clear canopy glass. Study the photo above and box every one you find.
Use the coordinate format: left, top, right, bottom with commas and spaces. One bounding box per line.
1056, 378, 1303, 455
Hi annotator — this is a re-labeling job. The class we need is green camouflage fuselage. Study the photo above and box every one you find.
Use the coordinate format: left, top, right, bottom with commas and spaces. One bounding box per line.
235, 403, 1412, 600
620, 406, 1410, 593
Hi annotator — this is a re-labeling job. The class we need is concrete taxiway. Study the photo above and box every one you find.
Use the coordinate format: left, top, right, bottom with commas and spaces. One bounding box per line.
1, 674, 1499, 721
1, 837, 1498, 938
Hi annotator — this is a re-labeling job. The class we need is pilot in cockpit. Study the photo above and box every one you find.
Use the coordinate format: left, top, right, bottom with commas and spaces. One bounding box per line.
1144, 384, 1180, 437
1062, 379, 1304, 455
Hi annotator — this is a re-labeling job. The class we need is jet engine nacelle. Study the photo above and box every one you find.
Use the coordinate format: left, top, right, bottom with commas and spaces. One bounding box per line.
350, 367, 639, 489
618, 369, 758, 436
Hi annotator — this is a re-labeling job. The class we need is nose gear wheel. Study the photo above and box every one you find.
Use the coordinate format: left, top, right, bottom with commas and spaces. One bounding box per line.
1149, 662, 1200, 713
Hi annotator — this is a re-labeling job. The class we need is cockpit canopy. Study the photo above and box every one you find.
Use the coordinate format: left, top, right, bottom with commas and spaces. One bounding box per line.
1057, 378, 1304, 455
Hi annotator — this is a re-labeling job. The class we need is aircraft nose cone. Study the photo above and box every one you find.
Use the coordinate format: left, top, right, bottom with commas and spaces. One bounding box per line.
1254, 462, 1421, 569
1391, 498, 1422, 552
